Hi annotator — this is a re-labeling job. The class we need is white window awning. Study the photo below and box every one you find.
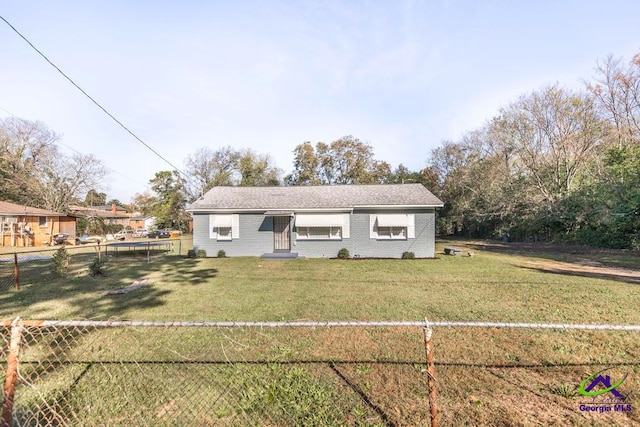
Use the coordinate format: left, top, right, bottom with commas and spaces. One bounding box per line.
376, 214, 408, 227
212, 215, 233, 227
295, 214, 344, 227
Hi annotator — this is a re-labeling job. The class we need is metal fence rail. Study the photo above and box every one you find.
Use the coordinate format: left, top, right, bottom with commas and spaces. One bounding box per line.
1, 319, 639, 426
7, 319, 640, 331
0, 239, 182, 291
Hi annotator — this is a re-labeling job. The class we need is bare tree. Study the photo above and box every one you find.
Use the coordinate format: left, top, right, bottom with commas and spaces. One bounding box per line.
587, 53, 640, 146
495, 85, 606, 205
32, 153, 109, 212
184, 146, 239, 198
0, 117, 59, 204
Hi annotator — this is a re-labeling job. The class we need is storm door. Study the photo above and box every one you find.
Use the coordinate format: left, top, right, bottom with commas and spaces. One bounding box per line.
273, 216, 291, 252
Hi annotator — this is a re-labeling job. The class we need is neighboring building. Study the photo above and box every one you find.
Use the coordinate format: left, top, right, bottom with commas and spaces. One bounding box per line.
129, 215, 156, 231
187, 184, 444, 258
90, 204, 128, 214
68, 204, 132, 229
0, 201, 76, 247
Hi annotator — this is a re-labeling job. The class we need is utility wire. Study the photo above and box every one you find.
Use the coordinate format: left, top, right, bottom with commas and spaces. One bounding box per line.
0, 105, 151, 191
0, 15, 190, 181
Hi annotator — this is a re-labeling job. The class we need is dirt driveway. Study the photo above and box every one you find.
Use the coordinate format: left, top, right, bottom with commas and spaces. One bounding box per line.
453, 239, 640, 284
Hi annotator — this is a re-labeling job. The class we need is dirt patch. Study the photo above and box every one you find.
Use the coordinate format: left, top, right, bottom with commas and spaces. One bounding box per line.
518, 258, 640, 284
451, 238, 640, 284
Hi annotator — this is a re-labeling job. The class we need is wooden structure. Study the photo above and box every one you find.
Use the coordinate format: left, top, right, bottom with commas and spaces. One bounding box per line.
0, 201, 75, 247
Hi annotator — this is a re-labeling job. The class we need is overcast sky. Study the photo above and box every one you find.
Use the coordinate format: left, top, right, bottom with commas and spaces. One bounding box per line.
2, 1, 639, 203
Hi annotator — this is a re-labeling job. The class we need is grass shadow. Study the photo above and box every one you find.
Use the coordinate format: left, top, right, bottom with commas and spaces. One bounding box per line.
519, 265, 640, 285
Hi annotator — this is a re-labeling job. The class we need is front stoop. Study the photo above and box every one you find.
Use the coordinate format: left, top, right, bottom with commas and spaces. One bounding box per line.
260, 252, 301, 259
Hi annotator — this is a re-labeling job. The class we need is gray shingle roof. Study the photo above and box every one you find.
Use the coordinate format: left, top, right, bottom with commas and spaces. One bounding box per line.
187, 184, 443, 211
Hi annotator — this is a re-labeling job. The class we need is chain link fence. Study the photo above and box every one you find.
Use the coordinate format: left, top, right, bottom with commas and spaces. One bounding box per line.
1, 320, 437, 426
0, 240, 182, 292
1, 320, 639, 426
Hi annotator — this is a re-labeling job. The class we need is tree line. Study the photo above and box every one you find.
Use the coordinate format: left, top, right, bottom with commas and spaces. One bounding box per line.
429, 52, 640, 248
2, 50, 638, 247
131, 138, 437, 230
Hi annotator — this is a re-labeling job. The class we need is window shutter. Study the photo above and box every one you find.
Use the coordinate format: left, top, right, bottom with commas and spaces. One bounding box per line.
231, 214, 240, 239
209, 215, 217, 239
342, 214, 350, 238
407, 214, 415, 238
369, 214, 377, 239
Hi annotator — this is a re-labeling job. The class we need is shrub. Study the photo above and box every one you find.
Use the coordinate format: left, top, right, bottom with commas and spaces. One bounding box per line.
216, 250, 225, 258
197, 250, 208, 258
186, 249, 197, 258
51, 245, 71, 277
337, 248, 350, 259
401, 251, 415, 259
89, 257, 105, 276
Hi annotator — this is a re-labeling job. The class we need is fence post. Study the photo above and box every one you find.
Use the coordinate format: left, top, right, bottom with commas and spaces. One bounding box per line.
423, 320, 439, 427
147, 241, 150, 263
2, 317, 24, 427
12, 253, 19, 291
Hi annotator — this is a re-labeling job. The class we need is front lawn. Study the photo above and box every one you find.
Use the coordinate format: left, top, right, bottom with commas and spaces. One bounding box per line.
1, 241, 638, 323
2, 241, 639, 426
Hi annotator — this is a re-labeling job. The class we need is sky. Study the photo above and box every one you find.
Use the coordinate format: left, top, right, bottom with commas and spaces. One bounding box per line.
1, 1, 640, 203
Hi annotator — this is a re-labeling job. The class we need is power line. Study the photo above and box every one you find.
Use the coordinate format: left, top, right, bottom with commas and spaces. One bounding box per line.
0, 15, 191, 182
0, 105, 151, 191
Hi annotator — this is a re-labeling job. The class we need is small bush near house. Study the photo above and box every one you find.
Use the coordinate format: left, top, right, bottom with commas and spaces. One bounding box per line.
198, 250, 208, 258
89, 257, 105, 276
401, 251, 415, 259
186, 249, 197, 258
51, 245, 71, 277
216, 250, 225, 258
337, 248, 350, 259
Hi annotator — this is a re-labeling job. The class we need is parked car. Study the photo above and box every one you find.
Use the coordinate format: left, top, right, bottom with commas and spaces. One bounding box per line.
114, 229, 135, 241
134, 229, 148, 238
76, 235, 102, 244
148, 229, 171, 239
51, 233, 70, 245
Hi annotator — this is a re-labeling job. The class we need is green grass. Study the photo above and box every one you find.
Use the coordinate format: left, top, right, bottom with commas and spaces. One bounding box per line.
1, 241, 639, 323
2, 239, 639, 426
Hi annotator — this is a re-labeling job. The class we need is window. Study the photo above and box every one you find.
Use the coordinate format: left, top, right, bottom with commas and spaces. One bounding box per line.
377, 226, 407, 240
38, 217, 48, 228
209, 214, 239, 241
370, 214, 415, 240
296, 226, 342, 240
294, 214, 348, 240
217, 227, 232, 241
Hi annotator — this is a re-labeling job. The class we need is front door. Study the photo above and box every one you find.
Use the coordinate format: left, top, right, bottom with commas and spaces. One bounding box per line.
273, 216, 291, 253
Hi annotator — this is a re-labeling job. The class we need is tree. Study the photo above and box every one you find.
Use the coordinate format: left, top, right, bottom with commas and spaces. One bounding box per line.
184, 146, 280, 195
148, 171, 189, 230
131, 191, 156, 215
84, 189, 107, 206
31, 153, 109, 212
495, 85, 606, 206
184, 146, 239, 198
288, 136, 390, 185
0, 117, 59, 204
587, 53, 640, 146
287, 142, 321, 185
236, 149, 281, 186
0, 117, 109, 212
